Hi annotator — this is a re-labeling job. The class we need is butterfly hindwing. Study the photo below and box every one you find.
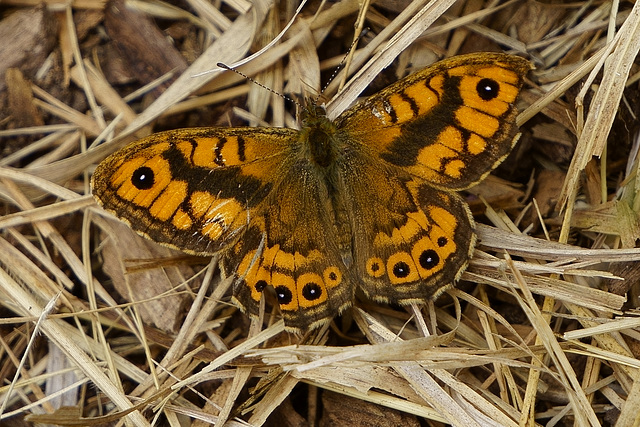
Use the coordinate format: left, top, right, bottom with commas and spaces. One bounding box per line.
358, 183, 475, 303
222, 158, 354, 331
337, 152, 474, 304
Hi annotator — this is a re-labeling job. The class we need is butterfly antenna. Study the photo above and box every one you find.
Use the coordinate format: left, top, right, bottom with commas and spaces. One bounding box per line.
216, 63, 302, 109
316, 27, 370, 103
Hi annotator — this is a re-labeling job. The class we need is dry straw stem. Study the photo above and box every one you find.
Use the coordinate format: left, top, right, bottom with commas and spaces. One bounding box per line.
2, 0, 640, 426
558, 1, 640, 213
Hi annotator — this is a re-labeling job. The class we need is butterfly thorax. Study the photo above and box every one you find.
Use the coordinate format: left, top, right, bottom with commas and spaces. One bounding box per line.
298, 104, 340, 169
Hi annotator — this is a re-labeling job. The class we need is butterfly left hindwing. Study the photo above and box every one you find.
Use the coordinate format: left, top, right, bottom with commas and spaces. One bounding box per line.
92, 52, 530, 332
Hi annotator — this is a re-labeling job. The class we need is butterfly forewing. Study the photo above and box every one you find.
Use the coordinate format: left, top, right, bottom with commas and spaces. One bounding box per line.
338, 53, 531, 190
93, 128, 292, 254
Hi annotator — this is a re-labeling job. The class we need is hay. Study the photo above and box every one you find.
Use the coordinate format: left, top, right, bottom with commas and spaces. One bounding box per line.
1, 0, 640, 425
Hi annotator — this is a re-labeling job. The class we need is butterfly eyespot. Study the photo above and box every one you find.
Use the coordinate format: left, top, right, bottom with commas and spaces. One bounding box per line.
302, 282, 323, 301
437, 237, 448, 247
275, 285, 293, 304
476, 78, 500, 101
392, 261, 411, 278
130, 166, 155, 190
323, 267, 342, 287
366, 257, 385, 278
387, 252, 420, 283
419, 249, 440, 270
255, 280, 268, 292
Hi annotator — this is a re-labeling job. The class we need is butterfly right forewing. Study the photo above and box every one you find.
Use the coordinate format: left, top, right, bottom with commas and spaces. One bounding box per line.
337, 53, 531, 190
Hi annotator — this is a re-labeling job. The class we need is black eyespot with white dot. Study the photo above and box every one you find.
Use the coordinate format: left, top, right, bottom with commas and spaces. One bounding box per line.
419, 250, 440, 270
437, 237, 448, 247
131, 166, 155, 190
392, 261, 410, 278
275, 285, 292, 305
476, 78, 500, 101
302, 282, 323, 301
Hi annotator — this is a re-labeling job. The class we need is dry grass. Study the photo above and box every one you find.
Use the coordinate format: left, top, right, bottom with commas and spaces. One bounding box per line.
1, 0, 640, 426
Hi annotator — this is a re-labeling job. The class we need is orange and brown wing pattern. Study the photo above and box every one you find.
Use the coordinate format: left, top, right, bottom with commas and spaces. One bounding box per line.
220, 150, 355, 332
337, 153, 475, 304
223, 222, 354, 331
92, 127, 295, 255
358, 185, 475, 304
337, 52, 531, 190
335, 52, 529, 306
92, 52, 531, 333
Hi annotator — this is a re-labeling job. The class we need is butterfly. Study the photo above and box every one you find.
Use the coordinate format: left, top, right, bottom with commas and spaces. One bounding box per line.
92, 52, 531, 332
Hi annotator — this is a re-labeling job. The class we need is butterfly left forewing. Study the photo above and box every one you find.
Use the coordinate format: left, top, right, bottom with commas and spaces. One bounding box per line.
92, 127, 294, 255
337, 52, 531, 190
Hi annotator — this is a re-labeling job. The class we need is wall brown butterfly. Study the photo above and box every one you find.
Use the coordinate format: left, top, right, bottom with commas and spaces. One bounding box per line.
92, 52, 531, 332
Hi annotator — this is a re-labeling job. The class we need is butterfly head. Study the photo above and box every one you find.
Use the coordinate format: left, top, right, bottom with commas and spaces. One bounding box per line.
299, 102, 328, 126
